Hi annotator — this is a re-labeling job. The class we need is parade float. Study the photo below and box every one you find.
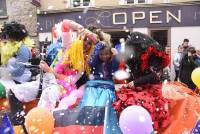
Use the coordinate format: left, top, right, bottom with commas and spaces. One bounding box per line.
0, 21, 200, 134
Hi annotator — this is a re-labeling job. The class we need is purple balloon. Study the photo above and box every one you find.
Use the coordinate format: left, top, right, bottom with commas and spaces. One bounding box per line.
119, 105, 153, 134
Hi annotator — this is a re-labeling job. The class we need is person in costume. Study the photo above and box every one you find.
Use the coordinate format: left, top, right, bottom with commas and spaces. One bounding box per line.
113, 32, 170, 130
5, 32, 96, 126
54, 42, 122, 133
0, 21, 36, 125
77, 42, 122, 134
0, 22, 34, 82
3, 20, 83, 125
0, 21, 34, 94
4, 19, 86, 109
47, 19, 84, 66
38, 33, 97, 110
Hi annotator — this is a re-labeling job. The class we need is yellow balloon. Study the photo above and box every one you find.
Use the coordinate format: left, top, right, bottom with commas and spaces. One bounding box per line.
25, 107, 54, 134
191, 67, 200, 88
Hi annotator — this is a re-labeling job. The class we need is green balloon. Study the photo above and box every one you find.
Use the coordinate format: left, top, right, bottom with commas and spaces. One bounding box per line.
0, 82, 6, 98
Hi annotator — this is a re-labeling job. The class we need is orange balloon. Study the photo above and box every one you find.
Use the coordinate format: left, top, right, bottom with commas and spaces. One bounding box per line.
25, 107, 54, 134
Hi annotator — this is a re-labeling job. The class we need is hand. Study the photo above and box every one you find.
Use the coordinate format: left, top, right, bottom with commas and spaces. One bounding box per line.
188, 52, 192, 57
40, 60, 52, 73
111, 48, 118, 56
128, 81, 134, 88
89, 74, 95, 80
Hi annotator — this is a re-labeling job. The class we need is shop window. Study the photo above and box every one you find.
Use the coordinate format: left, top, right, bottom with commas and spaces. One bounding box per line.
0, 0, 7, 18
72, 0, 92, 7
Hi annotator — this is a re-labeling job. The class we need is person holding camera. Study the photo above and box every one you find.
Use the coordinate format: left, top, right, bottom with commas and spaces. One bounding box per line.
179, 47, 199, 90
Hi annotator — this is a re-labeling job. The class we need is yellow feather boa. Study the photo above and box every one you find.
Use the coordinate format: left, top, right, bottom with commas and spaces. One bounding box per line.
1, 37, 34, 65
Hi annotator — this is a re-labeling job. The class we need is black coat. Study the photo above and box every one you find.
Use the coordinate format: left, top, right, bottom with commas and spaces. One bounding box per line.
127, 57, 162, 87
179, 55, 198, 89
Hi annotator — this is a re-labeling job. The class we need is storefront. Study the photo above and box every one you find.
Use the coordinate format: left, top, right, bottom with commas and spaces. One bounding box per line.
37, 4, 200, 78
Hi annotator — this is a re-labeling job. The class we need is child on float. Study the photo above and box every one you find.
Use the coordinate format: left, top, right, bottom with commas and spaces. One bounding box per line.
77, 42, 122, 134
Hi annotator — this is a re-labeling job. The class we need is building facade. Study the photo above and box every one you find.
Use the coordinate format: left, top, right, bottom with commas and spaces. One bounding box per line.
0, 0, 38, 40
39, 0, 199, 11
1, 0, 198, 79
38, 0, 200, 49
37, 0, 200, 79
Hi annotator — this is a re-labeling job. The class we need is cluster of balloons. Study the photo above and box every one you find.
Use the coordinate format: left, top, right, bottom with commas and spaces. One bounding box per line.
119, 105, 154, 134
191, 67, 200, 89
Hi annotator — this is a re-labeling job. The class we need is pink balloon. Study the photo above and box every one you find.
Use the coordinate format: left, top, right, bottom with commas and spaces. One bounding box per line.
119, 105, 153, 134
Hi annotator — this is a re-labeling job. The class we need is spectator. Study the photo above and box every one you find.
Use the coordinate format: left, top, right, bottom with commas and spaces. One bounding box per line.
179, 47, 198, 90
162, 46, 171, 81
173, 45, 183, 81
182, 38, 189, 55
195, 49, 200, 66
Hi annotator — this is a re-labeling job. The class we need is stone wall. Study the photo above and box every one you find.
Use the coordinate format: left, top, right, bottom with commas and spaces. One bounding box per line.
0, 0, 38, 43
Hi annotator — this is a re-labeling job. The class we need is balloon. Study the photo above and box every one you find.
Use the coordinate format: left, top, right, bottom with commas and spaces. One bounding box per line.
25, 107, 54, 134
119, 105, 153, 134
191, 67, 200, 88
0, 82, 6, 98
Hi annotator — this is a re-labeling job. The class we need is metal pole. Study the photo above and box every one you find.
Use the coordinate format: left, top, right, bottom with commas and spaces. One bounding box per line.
36, 38, 48, 98
103, 100, 109, 134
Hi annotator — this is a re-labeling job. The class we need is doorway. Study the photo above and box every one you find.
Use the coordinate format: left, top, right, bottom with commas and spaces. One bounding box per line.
106, 30, 130, 47
150, 29, 169, 49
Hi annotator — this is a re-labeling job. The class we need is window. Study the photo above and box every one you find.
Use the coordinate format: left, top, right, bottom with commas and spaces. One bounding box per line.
72, 0, 92, 7
31, 0, 41, 7
163, 0, 170, 3
124, 0, 148, 4
0, 0, 7, 18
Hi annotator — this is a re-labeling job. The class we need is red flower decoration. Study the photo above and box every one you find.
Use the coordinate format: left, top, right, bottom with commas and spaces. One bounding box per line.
140, 45, 170, 72
118, 94, 128, 101
113, 84, 170, 130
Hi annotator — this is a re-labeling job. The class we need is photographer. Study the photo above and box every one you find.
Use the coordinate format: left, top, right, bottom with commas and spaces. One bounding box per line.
179, 47, 198, 90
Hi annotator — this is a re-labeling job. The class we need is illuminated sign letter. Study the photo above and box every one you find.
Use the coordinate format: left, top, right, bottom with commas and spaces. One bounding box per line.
113, 12, 127, 24
166, 10, 181, 23
132, 12, 145, 24
150, 11, 162, 24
